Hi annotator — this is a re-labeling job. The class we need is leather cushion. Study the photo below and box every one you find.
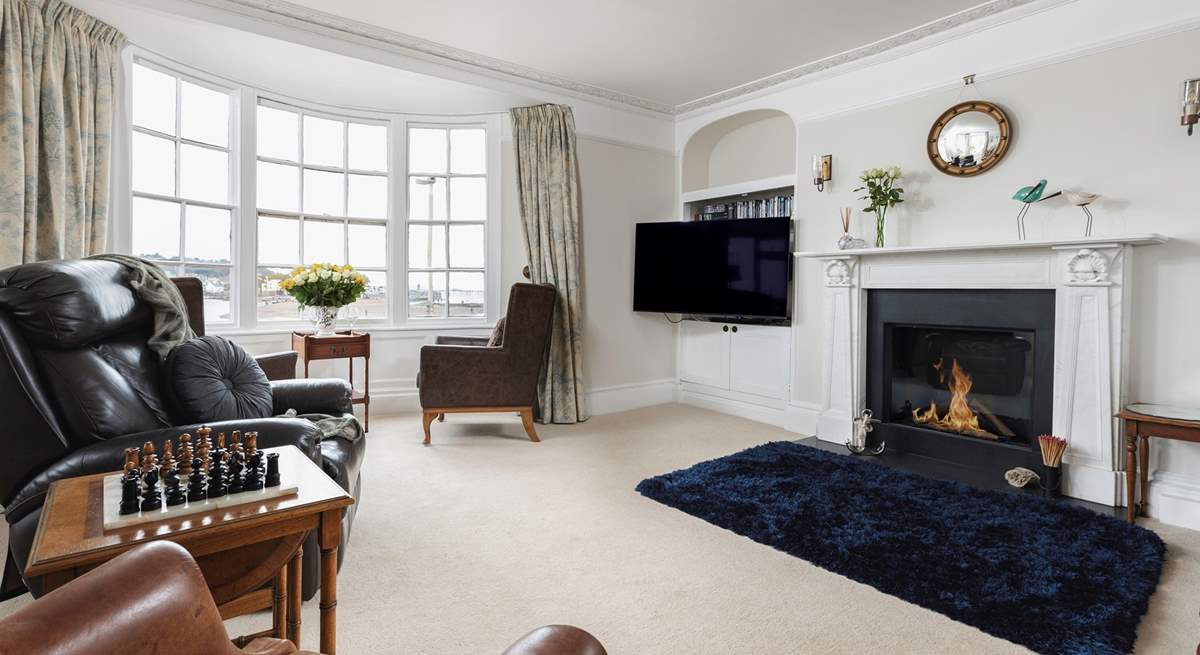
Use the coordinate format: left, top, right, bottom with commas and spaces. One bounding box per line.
164, 336, 273, 423
488, 316, 507, 347
0, 260, 151, 350
35, 332, 173, 447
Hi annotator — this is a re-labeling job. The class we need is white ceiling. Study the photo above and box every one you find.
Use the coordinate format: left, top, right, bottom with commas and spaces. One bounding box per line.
276, 0, 1004, 111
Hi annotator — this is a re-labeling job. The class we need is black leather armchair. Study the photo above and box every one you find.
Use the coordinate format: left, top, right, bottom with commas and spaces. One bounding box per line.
0, 259, 365, 601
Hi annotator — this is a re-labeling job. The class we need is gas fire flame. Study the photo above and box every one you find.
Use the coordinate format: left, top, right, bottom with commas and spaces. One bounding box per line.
912, 357, 999, 440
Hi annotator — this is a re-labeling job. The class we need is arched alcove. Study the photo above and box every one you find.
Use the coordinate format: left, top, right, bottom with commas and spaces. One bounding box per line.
681, 109, 796, 193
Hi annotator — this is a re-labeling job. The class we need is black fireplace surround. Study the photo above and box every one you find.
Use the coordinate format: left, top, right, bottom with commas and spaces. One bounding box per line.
866, 289, 1055, 474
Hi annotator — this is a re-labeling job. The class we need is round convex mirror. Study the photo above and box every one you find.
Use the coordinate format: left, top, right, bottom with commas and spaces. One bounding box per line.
927, 101, 1011, 177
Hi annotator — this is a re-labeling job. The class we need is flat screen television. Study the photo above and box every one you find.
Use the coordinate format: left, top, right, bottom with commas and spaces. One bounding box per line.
633, 218, 792, 320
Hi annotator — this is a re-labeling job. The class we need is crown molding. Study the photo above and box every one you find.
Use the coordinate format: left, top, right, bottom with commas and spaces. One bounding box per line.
184, 0, 1038, 116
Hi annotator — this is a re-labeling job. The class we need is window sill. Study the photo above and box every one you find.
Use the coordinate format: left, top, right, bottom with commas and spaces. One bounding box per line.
209, 320, 493, 339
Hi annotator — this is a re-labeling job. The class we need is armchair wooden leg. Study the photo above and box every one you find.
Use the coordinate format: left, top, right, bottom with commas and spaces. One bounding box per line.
519, 408, 540, 443
422, 411, 436, 445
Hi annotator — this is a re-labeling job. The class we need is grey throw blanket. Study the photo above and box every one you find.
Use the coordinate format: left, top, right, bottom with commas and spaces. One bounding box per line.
281, 408, 365, 444
89, 254, 195, 360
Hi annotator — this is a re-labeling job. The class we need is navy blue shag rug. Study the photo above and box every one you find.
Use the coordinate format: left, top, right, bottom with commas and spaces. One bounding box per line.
636, 442, 1166, 655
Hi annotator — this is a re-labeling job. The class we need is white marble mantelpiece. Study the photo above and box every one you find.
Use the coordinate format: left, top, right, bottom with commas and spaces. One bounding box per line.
796, 234, 1167, 506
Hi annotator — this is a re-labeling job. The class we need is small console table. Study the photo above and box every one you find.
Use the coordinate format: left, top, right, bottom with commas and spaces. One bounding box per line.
1118, 403, 1200, 523
292, 330, 371, 431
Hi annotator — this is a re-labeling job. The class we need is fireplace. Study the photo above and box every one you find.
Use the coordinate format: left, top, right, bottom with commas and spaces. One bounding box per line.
866, 289, 1055, 472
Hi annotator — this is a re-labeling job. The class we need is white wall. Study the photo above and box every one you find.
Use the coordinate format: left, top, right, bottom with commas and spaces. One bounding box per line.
80, 0, 680, 417
676, 0, 1200, 527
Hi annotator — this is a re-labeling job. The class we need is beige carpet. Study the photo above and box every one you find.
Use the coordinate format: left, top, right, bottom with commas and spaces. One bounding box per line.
3, 404, 1198, 653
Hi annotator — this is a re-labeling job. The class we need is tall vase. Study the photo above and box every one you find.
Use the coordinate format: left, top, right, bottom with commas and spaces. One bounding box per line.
875, 208, 888, 248
307, 306, 340, 337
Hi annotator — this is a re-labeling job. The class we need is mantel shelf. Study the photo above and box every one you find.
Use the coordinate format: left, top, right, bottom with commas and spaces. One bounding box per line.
795, 233, 1167, 259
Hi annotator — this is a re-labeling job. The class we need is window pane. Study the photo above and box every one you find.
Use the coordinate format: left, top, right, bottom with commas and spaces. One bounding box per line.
348, 174, 387, 219
303, 219, 345, 265
407, 176, 446, 220
132, 132, 175, 196
356, 270, 387, 319
348, 123, 387, 171
303, 169, 345, 216
185, 265, 232, 323
258, 267, 300, 321
258, 105, 299, 162
258, 215, 298, 265
448, 272, 485, 317
180, 81, 228, 147
303, 115, 344, 167
408, 271, 446, 317
348, 223, 386, 268
132, 64, 175, 135
131, 197, 180, 260
448, 224, 484, 268
449, 128, 486, 174
179, 145, 228, 204
449, 177, 486, 221
408, 128, 446, 173
184, 206, 231, 264
407, 224, 446, 269
257, 161, 299, 212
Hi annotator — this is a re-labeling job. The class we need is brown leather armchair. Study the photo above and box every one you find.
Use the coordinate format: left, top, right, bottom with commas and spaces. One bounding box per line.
417, 283, 556, 444
0, 541, 607, 655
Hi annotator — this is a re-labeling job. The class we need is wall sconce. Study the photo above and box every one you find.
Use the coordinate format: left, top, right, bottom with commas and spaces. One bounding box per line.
1182, 78, 1199, 136
812, 154, 832, 191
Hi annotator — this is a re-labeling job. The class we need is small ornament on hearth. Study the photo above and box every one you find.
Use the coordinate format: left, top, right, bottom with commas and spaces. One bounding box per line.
846, 409, 885, 455
1004, 467, 1040, 488
1037, 434, 1068, 499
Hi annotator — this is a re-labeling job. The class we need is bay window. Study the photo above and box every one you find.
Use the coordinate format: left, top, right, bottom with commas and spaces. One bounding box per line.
126, 54, 500, 332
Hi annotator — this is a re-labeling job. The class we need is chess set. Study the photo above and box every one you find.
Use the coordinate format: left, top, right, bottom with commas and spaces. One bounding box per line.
102, 426, 298, 530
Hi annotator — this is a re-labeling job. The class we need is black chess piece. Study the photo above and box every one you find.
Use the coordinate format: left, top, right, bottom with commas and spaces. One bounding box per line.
228, 454, 245, 494
207, 456, 228, 498
163, 468, 186, 506
244, 452, 265, 491
119, 471, 141, 515
140, 468, 162, 512
187, 458, 207, 502
265, 453, 280, 488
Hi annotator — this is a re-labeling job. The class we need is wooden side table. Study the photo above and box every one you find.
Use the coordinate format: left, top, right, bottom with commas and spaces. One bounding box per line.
293, 330, 371, 431
24, 446, 354, 655
1117, 403, 1200, 523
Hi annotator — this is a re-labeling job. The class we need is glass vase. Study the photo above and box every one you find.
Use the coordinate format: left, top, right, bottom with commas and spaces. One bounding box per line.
875, 209, 887, 248
307, 305, 341, 337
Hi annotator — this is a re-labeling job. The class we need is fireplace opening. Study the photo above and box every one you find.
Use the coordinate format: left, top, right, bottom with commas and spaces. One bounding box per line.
866, 289, 1055, 472
889, 326, 1035, 445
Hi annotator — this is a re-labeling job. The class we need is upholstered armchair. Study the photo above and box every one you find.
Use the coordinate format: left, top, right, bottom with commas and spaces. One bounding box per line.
0, 541, 608, 655
417, 283, 556, 444
0, 259, 365, 601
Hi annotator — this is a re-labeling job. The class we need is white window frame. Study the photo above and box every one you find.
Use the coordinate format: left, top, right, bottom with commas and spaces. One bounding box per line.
401, 115, 503, 327
251, 97, 393, 326
125, 53, 240, 325
119, 51, 504, 334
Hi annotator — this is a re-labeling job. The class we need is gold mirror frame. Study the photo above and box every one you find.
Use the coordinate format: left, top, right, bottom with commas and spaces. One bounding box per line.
926, 101, 1012, 177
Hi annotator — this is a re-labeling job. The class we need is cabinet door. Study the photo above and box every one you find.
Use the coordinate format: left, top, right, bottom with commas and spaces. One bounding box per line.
679, 321, 730, 389
729, 325, 790, 400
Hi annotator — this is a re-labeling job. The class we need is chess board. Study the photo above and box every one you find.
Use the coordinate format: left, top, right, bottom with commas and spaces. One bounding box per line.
102, 474, 298, 530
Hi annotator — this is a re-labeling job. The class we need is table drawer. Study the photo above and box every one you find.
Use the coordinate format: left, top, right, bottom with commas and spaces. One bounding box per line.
308, 340, 368, 359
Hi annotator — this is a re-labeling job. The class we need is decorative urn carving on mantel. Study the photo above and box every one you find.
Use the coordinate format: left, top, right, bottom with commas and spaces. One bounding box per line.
796, 234, 1168, 507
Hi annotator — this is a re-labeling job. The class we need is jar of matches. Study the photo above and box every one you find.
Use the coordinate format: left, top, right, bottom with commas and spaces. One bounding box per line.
1037, 434, 1068, 498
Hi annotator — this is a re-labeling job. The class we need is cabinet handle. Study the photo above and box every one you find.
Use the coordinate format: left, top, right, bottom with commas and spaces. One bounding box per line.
732, 326, 738, 333
722, 325, 729, 332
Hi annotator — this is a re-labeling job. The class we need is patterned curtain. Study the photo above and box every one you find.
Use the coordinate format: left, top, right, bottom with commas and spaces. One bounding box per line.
0, 0, 124, 268
510, 104, 588, 424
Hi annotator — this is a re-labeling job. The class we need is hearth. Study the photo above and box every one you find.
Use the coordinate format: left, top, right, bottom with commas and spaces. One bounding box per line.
866, 289, 1055, 473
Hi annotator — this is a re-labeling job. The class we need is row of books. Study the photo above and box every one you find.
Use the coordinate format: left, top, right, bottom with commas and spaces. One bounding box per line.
692, 194, 793, 221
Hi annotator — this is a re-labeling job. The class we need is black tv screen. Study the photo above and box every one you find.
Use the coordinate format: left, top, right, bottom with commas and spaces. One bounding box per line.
633, 218, 792, 319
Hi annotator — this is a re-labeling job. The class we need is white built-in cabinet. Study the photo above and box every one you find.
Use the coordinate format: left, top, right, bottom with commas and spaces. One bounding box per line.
679, 320, 790, 402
